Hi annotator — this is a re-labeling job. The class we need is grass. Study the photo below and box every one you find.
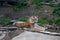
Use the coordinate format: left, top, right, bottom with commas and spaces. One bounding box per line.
38, 19, 48, 24
54, 17, 60, 25
18, 18, 27, 22
0, 17, 60, 26
18, 17, 48, 24
0, 18, 11, 22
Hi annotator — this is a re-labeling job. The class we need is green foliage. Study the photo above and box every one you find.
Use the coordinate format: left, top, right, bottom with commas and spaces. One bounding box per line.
32, 0, 43, 4
38, 19, 48, 24
0, 17, 59, 26
49, 3, 60, 10
32, 0, 43, 9
18, 17, 48, 24
49, 4, 56, 7
47, 19, 54, 25
44, 0, 52, 3
18, 18, 27, 22
13, 0, 27, 11
49, 3, 60, 16
12, 0, 53, 10
54, 17, 60, 25
32, 0, 52, 9
53, 8, 60, 16
0, 18, 11, 22
42, 16, 47, 20
49, 3, 60, 9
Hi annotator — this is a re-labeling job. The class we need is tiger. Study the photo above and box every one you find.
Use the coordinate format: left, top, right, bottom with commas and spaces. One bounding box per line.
13, 16, 38, 28
13, 16, 46, 31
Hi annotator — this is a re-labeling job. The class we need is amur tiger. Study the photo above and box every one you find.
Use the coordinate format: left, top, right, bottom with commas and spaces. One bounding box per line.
13, 16, 46, 31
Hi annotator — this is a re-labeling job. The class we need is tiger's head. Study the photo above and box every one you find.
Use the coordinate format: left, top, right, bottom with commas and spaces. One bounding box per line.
28, 16, 38, 24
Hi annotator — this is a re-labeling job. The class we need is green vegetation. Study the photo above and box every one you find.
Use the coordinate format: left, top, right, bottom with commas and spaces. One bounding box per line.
0, 17, 60, 26
12, 0, 53, 10
53, 8, 60, 16
47, 19, 54, 25
31, 0, 52, 9
32, 0, 60, 17
49, 3, 60, 16
38, 17, 48, 24
0, 0, 60, 26
13, 0, 27, 10
49, 3, 60, 26
18, 18, 27, 22
50, 3, 60, 8
32, 0, 43, 9
0, 18, 11, 22
38, 19, 48, 24
54, 17, 60, 25
44, 0, 52, 2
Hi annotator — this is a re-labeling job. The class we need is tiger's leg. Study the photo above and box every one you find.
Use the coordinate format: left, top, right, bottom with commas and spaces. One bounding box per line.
29, 23, 34, 29
29, 24, 45, 31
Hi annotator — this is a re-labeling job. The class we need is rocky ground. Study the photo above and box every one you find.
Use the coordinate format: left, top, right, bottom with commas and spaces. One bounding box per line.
12, 31, 60, 40
2, 30, 60, 40
2, 30, 24, 40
